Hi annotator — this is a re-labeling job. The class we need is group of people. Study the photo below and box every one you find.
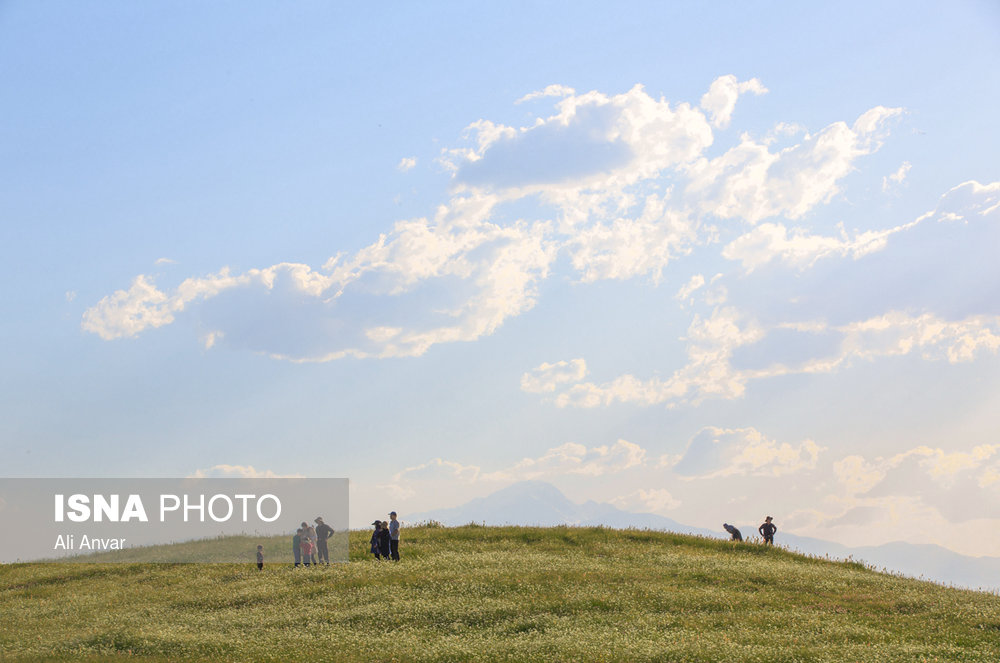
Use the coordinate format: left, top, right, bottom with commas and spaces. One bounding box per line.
256, 511, 772, 570
369, 511, 401, 561
723, 516, 777, 544
292, 516, 335, 566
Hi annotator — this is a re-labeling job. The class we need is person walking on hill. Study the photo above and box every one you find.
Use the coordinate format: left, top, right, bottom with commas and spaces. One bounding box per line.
388, 511, 401, 561
315, 516, 333, 565
759, 516, 777, 545
723, 523, 743, 542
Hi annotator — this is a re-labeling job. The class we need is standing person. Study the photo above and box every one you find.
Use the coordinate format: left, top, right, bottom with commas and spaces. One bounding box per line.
378, 520, 391, 560
315, 517, 333, 565
256, 545, 264, 571
388, 511, 401, 562
759, 516, 777, 545
292, 528, 302, 567
370, 521, 383, 560
723, 523, 743, 542
305, 525, 319, 566
300, 533, 313, 567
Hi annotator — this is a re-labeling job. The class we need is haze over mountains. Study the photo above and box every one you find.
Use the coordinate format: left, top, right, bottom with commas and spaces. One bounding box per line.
409, 481, 1000, 593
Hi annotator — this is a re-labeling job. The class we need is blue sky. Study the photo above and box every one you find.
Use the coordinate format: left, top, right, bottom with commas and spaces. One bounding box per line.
2, 2, 999, 556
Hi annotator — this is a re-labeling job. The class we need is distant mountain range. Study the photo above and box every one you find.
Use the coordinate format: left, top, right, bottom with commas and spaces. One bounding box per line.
409, 480, 1000, 593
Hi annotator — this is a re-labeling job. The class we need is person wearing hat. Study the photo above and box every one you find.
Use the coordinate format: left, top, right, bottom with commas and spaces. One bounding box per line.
370, 521, 383, 560
758, 516, 777, 545
388, 511, 401, 561
315, 516, 334, 565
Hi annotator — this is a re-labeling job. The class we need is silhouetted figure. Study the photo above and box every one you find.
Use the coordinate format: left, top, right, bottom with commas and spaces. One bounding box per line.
256, 544, 264, 571
315, 517, 333, 564
378, 520, 392, 559
292, 528, 302, 567
370, 521, 383, 560
759, 516, 776, 545
723, 523, 743, 541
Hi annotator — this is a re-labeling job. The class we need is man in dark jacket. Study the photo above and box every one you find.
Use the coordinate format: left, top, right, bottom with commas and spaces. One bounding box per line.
377, 520, 392, 559
315, 516, 334, 564
370, 521, 383, 560
758, 516, 777, 545
723, 523, 743, 541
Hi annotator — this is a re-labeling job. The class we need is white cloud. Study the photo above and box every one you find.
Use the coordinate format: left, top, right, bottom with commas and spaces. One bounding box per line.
84, 198, 558, 361
827, 443, 1000, 525
686, 106, 903, 223
567, 194, 698, 282
155, 257, 177, 265
675, 274, 705, 303
554, 307, 764, 408
837, 312, 1000, 366
516, 84, 576, 104
447, 84, 714, 200
722, 219, 917, 271
521, 358, 588, 394
699, 75, 768, 129
832, 455, 886, 495
397, 157, 417, 172
189, 464, 304, 478
85, 80, 913, 366
671, 426, 824, 479
882, 161, 911, 192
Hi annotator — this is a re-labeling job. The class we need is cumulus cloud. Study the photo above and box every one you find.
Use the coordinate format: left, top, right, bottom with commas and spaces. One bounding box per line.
567, 195, 698, 282
699, 75, 768, 129
84, 78, 912, 365
722, 219, 917, 271
84, 199, 557, 361
447, 84, 714, 198
670, 427, 824, 479
829, 443, 1000, 522
551, 307, 764, 408
397, 157, 417, 172
686, 106, 902, 223
520, 358, 588, 393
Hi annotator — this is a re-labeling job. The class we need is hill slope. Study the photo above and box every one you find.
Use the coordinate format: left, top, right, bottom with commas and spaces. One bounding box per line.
1, 526, 999, 662
410, 480, 1000, 592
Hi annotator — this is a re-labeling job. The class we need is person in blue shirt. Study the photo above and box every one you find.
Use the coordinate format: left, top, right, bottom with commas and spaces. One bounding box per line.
723, 523, 742, 541
388, 511, 401, 561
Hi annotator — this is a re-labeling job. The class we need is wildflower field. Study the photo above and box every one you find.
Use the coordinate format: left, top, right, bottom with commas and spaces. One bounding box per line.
2, 525, 999, 662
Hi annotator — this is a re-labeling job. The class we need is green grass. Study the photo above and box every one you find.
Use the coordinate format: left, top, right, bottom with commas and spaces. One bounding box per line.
2, 525, 999, 662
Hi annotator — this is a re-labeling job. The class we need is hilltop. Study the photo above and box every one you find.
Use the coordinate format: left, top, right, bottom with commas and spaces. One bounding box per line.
1, 526, 999, 662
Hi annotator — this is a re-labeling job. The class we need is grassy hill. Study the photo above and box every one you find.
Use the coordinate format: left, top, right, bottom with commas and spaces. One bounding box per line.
1, 525, 999, 662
